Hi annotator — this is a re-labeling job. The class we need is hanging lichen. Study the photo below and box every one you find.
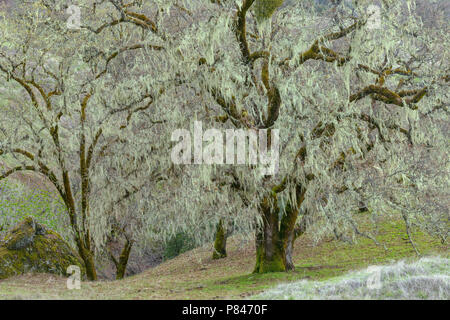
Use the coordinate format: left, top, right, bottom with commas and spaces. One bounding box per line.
253, 0, 285, 22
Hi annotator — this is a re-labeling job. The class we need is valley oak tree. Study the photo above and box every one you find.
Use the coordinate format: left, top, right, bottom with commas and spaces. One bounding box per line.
169, 0, 448, 272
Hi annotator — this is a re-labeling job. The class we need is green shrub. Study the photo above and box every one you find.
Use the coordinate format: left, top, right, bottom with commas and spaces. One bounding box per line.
163, 231, 196, 260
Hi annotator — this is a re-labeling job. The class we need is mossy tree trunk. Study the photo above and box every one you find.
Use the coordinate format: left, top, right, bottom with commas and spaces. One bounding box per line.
285, 212, 308, 271
62, 176, 98, 281
212, 219, 227, 259
254, 223, 286, 273
107, 224, 134, 280
253, 184, 305, 273
111, 238, 133, 280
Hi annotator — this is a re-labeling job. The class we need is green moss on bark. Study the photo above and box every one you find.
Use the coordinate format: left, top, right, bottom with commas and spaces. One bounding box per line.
253, 246, 285, 273
212, 220, 227, 259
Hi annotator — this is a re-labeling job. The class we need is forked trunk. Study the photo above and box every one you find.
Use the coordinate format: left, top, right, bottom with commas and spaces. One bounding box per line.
62, 174, 98, 281
107, 238, 133, 280
115, 239, 133, 280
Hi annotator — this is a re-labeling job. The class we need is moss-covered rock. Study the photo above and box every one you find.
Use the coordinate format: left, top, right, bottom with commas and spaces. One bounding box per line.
0, 217, 85, 279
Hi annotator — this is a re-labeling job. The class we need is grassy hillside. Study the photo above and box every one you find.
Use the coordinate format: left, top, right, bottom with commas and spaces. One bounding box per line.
255, 256, 449, 300
0, 216, 447, 299
0, 171, 447, 299
0, 180, 68, 239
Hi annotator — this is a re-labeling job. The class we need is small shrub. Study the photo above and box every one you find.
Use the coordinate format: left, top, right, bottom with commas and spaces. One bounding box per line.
163, 231, 196, 260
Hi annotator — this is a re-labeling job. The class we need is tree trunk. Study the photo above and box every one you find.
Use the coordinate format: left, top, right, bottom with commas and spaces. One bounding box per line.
212, 219, 227, 259
79, 246, 97, 281
253, 195, 288, 273
62, 173, 98, 281
253, 184, 306, 274
115, 239, 133, 280
253, 225, 287, 273
285, 230, 295, 271
107, 237, 133, 280
285, 211, 308, 271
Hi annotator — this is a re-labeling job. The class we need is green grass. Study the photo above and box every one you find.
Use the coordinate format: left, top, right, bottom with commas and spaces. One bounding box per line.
0, 173, 447, 299
254, 256, 449, 299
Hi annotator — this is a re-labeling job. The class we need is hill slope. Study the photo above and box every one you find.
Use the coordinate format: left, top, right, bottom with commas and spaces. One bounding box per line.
254, 256, 449, 300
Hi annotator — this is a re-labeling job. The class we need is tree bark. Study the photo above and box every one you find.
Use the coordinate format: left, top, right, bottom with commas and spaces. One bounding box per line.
285, 230, 295, 271
78, 245, 97, 281
253, 184, 306, 273
61, 168, 98, 281
285, 216, 308, 271
253, 225, 287, 273
66, 202, 97, 281
212, 219, 227, 259
253, 195, 287, 273
115, 239, 133, 280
